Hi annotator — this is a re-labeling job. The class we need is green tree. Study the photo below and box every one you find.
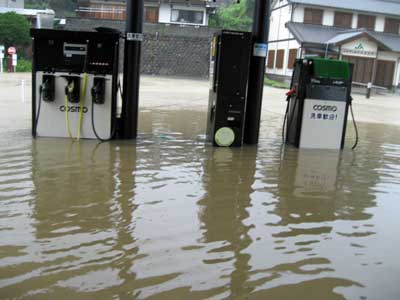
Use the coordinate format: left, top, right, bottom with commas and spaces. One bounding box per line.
209, 0, 255, 31
0, 12, 31, 49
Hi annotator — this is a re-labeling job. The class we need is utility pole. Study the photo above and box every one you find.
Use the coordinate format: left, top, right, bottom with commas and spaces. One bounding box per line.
244, 0, 271, 145
121, 0, 144, 139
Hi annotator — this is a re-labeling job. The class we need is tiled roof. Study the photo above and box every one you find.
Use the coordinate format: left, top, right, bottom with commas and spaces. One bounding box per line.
288, 0, 400, 17
286, 22, 400, 52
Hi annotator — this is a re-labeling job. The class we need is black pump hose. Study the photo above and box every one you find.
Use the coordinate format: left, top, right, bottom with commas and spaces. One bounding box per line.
91, 82, 117, 143
282, 98, 290, 143
282, 96, 299, 145
350, 103, 359, 150
34, 87, 43, 138
34, 80, 49, 138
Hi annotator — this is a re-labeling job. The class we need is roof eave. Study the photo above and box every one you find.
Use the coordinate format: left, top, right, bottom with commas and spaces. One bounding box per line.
286, 1, 400, 18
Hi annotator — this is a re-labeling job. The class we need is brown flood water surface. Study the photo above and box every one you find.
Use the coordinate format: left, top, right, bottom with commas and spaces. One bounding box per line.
1, 109, 400, 300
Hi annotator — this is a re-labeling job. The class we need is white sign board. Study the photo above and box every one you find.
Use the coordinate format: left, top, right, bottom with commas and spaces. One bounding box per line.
341, 38, 378, 58
300, 98, 347, 149
12, 54, 17, 66
127, 32, 144, 42
0, 53, 4, 59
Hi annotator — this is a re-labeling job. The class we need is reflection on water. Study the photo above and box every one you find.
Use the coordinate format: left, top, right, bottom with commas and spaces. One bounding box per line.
0, 109, 400, 300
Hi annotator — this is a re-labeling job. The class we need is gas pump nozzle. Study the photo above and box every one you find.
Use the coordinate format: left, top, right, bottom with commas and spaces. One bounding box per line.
41, 75, 55, 102
91, 78, 106, 104
65, 77, 80, 103
286, 88, 296, 100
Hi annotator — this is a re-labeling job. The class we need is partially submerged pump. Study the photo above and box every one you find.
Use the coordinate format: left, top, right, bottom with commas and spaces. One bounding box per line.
283, 58, 358, 150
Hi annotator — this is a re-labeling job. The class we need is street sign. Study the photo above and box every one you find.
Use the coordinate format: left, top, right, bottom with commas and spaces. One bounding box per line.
0, 45, 4, 52
8, 47, 16, 55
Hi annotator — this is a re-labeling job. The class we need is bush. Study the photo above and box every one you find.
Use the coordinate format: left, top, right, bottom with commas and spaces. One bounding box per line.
16, 58, 32, 72
264, 77, 290, 89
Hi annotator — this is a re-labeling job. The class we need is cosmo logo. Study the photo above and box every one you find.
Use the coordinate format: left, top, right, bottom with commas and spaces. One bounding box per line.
59, 106, 88, 113
313, 105, 338, 112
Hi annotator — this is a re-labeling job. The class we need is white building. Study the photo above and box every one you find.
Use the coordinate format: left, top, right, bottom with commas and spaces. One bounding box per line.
0, 0, 24, 9
268, 0, 400, 91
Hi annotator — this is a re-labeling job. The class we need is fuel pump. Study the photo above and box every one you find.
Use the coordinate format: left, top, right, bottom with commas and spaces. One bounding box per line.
284, 58, 357, 150
206, 30, 252, 147
31, 29, 120, 141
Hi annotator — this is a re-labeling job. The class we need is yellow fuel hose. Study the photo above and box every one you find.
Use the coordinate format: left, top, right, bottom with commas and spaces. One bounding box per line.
77, 73, 88, 141
65, 81, 74, 139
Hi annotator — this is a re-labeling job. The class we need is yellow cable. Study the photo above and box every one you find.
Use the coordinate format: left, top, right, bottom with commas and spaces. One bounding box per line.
65, 94, 73, 139
77, 73, 88, 141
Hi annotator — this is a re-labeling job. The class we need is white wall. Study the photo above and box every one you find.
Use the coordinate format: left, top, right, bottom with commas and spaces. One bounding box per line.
352, 14, 358, 29
323, 9, 334, 26
158, 3, 207, 26
158, 4, 171, 24
375, 16, 385, 32
266, 40, 300, 77
292, 5, 304, 23
269, 0, 291, 41
268, 1, 300, 77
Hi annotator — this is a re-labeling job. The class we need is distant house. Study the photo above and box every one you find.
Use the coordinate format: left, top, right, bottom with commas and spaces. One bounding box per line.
76, 0, 217, 26
268, 0, 400, 90
0, 0, 24, 9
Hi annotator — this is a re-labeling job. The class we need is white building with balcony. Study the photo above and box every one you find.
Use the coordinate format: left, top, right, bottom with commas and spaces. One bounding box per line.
268, 0, 400, 90
77, 0, 217, 26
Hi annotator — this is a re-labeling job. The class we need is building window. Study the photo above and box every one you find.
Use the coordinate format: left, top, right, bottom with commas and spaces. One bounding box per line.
384, 18, 400, 34
357, 14, 376, 31
171, 9, 204, 25
276, 49, 285, 69
334, 11, 353, 28
144, 6, 159, 23
267, 50, 275, 68
287, 49, 298, 69
304, 8, 323, 25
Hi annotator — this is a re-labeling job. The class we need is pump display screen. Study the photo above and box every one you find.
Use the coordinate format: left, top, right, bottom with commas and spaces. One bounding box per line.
63, 43, 88, 57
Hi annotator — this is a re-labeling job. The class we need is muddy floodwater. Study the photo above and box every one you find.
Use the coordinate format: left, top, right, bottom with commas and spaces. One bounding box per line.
1, 107, 400, 300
